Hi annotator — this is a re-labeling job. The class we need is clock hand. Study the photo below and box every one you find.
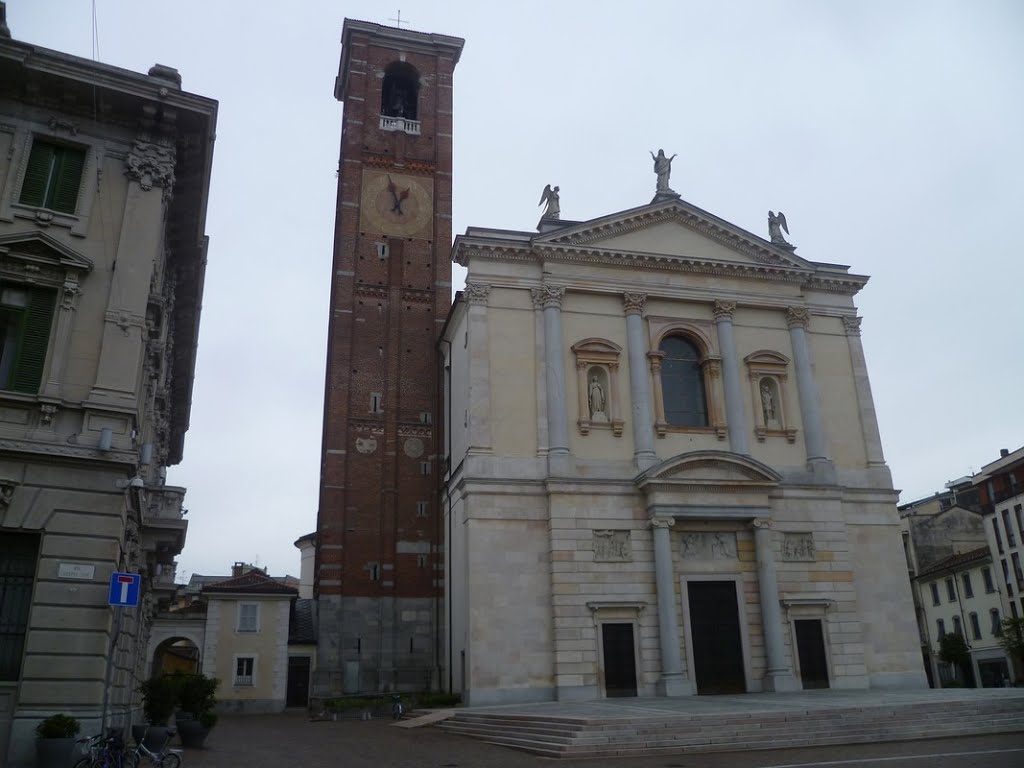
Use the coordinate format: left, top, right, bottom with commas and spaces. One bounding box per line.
387, 176, 400, 210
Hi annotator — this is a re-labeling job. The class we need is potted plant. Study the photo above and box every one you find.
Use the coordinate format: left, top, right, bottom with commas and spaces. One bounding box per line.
138, 675, 177, 749
173, 672, 219, 748
35, 713, 80, 768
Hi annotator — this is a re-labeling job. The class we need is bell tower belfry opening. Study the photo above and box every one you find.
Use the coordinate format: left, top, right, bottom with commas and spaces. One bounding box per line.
314, 19, 464, 696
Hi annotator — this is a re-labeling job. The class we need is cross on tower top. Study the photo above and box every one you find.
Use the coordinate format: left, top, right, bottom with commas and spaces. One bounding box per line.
389, 10, 409, 28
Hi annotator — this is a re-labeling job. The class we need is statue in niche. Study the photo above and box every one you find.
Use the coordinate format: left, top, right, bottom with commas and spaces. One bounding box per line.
760, 380, 777, 425
650, 149, 677, 193
588, 374, 607, 419
768, 210, 792, 246
538, 184, 561, 219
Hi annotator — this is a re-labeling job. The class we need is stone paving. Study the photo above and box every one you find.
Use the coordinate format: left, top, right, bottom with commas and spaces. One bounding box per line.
177, 690, 1024, 768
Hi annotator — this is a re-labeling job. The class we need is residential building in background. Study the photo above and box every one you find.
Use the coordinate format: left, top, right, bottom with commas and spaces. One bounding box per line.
974, 447, 1024, 641
0, 7, 216, 764
914, 546, 1010, 686
441, 175, 927, 703
314, 20, 464, 696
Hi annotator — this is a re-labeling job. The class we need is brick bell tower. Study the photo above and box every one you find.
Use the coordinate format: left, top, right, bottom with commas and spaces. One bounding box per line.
314, 20, 463, 695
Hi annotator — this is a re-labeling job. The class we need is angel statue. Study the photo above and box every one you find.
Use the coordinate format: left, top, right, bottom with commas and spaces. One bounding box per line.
768, 210, 792, 246
650, 149, 677, 193
538, 184, 561, 219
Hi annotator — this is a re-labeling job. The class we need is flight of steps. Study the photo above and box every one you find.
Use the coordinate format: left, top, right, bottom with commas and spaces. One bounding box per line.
438, 697, 1024, 758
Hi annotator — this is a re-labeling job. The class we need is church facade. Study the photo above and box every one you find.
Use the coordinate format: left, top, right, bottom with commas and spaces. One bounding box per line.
440, 186, 927, 704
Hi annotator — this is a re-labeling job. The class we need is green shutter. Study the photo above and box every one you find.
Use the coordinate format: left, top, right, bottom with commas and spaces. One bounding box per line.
18, 142, 55, 208
10, 287, 55, 393
50, 147, 86, 214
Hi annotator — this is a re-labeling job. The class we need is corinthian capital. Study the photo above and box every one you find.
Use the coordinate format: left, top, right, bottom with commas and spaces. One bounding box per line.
786, 307, 810, 329
623, 292, 647, 315
712, 300, 736, 321
534, 284, 566, 309
841, 316, 863, 336
463, 282, 491, 305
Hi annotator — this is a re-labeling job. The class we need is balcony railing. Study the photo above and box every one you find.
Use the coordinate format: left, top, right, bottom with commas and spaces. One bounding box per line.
234, 675, 253, 686
379, 115, 421, 135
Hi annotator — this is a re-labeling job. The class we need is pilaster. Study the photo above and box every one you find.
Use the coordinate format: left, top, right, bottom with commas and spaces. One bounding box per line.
465, 283, 492, 453
786, 307, 832, 479
540, 285, 569, 458
530, 288, 549, 456
842, 316, 887, 468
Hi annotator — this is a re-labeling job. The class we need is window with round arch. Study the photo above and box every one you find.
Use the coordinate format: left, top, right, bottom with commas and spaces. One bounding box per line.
659, 335, 708, 427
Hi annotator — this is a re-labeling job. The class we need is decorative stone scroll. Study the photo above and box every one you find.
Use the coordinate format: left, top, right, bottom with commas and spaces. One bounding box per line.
593, 530, 632, 562
782, 533, 816, 562
124, 139, 176, 191
533, 284, 565, 309
841, 316, 863, 336
623, 292, 647, 315
679, 531, 737, 560
785, 306, 809, 330
463, 282, 491, 305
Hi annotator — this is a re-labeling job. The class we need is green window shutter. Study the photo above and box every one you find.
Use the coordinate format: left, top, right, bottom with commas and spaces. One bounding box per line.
50, 147, 86, 214
10, 287, 56, 393
18, 142, 55, 208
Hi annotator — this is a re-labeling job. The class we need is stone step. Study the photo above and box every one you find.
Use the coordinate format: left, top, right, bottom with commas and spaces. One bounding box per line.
438, 706, 1024, 758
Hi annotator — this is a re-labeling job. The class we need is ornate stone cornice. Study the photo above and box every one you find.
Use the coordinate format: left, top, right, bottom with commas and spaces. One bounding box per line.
649, 517, 675, 530
712, 300, 736, 321
124, 139, 176, 191
841, 316, 863, 336
463, 282, 491, 305
623, 292, 646, 315
786, 307, 810, 330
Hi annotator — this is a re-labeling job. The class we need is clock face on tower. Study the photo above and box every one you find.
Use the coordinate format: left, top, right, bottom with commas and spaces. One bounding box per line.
360, 169, 433, 239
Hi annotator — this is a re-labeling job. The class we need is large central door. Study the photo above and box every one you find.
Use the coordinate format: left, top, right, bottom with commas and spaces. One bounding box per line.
687, 580, 746, 694
601, 623, 638, 697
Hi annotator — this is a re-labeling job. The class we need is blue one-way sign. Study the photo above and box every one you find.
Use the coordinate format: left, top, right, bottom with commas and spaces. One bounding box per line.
108, 572, 141, 607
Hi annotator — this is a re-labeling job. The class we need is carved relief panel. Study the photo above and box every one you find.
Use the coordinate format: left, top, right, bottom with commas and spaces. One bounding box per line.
679, 531, 737, 560
593, 530, 632, 562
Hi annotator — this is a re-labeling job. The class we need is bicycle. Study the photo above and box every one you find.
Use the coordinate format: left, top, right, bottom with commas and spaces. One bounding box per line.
73, 732, 132, 768
390, 693, 404, 720
129, 727, 182, 768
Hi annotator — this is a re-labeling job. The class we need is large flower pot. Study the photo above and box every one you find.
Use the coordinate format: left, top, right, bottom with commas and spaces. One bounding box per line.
36, 737, 76, 768
176, 718, 210, 749
131, 724, 148, 748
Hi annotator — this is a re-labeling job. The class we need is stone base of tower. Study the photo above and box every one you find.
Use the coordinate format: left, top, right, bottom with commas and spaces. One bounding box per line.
314, 595, 442, 696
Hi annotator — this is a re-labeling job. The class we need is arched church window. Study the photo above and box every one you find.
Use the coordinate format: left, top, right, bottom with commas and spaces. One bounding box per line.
659, 336, 708, 427
381, 62, 419, 121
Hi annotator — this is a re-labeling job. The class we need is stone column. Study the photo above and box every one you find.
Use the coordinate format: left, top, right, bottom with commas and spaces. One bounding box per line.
464, 283, 492, 453
624, 293, 658, 470
88, 127, 177, 409
842, 316, 886, 467
530, 288, 549, 455
540, 285, 569, 456
753, 518, 799, 692
651, 517, 694, 696
786, 307, 828, 465
713, 300, 748, 455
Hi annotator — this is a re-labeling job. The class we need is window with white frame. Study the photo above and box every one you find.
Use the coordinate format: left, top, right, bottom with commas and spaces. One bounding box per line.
234, 656, 255, 686
936, 618, 946, 639
969, 612, 981, 640
237, 602, 259, 633
991, 609, 1002, 636
945, 578, 956, 602
961, 572, 974, 599
929, 582, 940, 606
952, 615, 963, 636
982, 567, 995, 593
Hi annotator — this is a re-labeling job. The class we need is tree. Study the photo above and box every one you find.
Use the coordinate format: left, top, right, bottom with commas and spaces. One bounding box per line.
938, 632, 971, 686
996, 617, 1024, 684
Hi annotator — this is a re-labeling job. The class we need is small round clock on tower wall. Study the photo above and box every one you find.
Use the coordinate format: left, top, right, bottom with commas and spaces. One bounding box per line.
360, 168, 433, 239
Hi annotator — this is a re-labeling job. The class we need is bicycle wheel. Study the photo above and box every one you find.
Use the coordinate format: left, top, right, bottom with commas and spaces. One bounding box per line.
121, 751, 140, 768
158, 752, 181, 768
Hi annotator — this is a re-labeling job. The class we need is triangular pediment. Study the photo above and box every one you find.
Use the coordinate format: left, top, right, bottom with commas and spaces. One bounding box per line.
536, 200, 813, 271
0, 231, 94, 272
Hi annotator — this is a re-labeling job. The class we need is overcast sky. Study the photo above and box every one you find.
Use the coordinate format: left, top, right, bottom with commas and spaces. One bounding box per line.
10, 1, 1023, 580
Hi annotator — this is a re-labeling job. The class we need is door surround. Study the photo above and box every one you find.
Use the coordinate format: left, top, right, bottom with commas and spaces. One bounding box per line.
679, 574, 755, 693
588, 601, 646, 698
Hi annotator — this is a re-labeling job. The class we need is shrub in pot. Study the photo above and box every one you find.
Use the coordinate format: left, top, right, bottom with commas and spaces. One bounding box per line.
35, 713, 80, 768
173, 673, 219, 749
138, 675, 177, 749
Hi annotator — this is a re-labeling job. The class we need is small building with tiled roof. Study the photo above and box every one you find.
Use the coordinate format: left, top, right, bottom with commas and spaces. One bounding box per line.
913, 544, 1012, 687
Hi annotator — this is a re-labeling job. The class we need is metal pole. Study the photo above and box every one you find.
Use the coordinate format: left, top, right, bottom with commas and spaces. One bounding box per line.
101, 607, 123, 735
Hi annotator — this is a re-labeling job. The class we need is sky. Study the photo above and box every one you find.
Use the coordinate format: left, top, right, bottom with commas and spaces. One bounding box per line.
9, 1, 1023, 580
